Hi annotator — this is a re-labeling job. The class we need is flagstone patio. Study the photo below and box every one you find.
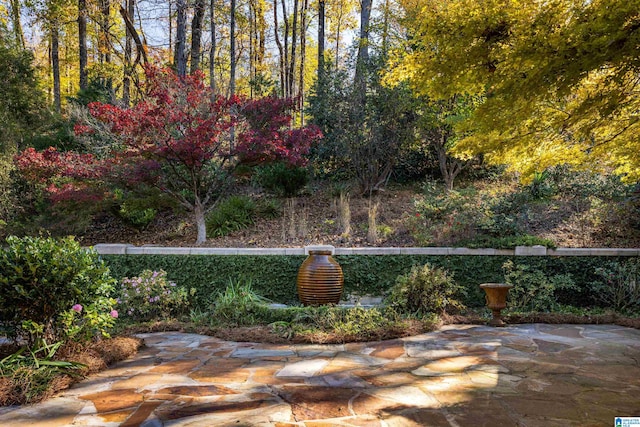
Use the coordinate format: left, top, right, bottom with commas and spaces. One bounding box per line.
1, 323, 639, 426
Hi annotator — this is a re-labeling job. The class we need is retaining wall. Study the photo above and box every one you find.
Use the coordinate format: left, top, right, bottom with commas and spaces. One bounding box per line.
94, 244, 640, 257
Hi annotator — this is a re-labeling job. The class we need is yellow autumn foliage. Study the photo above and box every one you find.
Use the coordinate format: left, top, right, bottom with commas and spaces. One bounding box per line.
387, 0, 640, 182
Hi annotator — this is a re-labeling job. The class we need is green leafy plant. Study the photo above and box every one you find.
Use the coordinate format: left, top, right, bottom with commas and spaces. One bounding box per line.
210, 278, 273, 326
590, 259, 639, 312
255, 198, 282, 219
253, 162, 309, 197
386, 264, 466, 315
503, 260, 577, 312
528, 170, 556, 200
0, 236, 117, 344
206, 195, 256, 237
465, 235, 556, 249
117, 270, 192, 322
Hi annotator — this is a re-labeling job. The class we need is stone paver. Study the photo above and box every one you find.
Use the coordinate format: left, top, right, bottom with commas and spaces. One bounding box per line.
1, 324, 639, 426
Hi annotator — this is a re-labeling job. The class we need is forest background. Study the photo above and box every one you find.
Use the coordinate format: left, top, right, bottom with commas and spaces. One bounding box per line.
1, 0, 639, 247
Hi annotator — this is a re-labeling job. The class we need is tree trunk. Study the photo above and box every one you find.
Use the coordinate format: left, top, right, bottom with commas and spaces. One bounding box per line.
174, 0, 187, 77
381, 0, 389, 54
194, 202, 207, 244
10, 0, 24, 48
119, 4, 148, 66
298, 0, 308, 123
288, 0, 299, 99
280, 0, 289, 97
123, 0, 135, 105
210, 0, 216, 92
78, 0, 88, 90
436, 131, 462, 191
190, 0, 206, 74
249, 0, 254, 97
256, 0, 266, 80
317, 0, 325, 81
51, 26, 61, 112
273, 0, 285, 95
99, 0, 110, 64
354, 0, 373, 93
229, 0, 236, 96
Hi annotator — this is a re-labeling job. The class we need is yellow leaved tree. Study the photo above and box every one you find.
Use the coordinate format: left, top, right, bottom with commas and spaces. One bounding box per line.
386, 0, 640, 182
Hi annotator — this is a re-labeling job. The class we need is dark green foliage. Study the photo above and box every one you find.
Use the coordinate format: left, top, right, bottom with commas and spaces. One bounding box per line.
67, 79, 112, 106
464, 235, 556, 249
549, 166, 630, 201
307, 59, 417, 193
206, 195, 256, 237
253, 162, 309, 197
0, 45, 49, 152
503, 260, 577, 312
101, 253, 638, 311
102, 254, 304, 305
289, 305, 407, 337
386, 264, 465, 315
527, 170, 556, 200
112, 189, 175, 229
255, 198, 282, 219
590, 259, 640, 312
208, 279, 274, 326
0, 236, 117, 342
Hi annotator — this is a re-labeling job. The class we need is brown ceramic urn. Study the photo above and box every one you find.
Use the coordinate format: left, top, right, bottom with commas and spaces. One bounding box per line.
297, 246, 344, 306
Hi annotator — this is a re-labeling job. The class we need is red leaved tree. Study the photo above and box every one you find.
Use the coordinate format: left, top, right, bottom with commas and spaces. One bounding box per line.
16, 69, 322, 244
235, 96, 322, 167
14, 147, 106, 205
81, 66, 240, 244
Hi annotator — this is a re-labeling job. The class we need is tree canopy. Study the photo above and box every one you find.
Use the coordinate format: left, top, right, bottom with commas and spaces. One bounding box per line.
388, 0, 640, 182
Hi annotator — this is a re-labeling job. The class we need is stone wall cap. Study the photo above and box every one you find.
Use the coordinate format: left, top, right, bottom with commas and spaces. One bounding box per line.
304, 245, 335, 255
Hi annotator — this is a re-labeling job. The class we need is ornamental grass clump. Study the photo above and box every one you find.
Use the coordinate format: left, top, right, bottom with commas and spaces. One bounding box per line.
117, 270, 192, 322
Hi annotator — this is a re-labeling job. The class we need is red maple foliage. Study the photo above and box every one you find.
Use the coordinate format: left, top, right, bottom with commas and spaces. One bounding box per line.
15, 66, 322, 243
235, 96, 322, 167
14, 147, 105, 204
83, 66, 239, 243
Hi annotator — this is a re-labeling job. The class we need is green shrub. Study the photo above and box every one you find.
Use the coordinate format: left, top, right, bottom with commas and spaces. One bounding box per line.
117, 270, 193, 321
465, 235, 556, 249
209, 279, 273, 326
254, 162, 309, 197
256, 198, 282, 219
116, 197, 157, 228
101, 254, 636, 310
286, 305, 407, 338
386, 264, 465, 315
527, 170, 556, 200
206, 195, 256, 237
503, 260, 577, 312
0, 236, 117, 344
590, 259, 639, 312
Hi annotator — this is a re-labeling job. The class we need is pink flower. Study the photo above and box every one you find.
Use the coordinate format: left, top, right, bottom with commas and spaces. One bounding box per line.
110, 310, 119, 318
72, 304, 83, 313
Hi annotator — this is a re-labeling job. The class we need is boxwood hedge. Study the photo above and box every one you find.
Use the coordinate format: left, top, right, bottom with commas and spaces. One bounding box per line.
101, 254, 637, 309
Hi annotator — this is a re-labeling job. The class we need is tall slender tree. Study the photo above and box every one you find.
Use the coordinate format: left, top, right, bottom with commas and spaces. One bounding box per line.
190, 0, 205, 74
174, 0, 187, 77
209, 0, 216, 92
317, 0, 325, 81
10, 0, 24, 48
78, 0, 87, 89
50, 25, 61, 111
273, 0, 284, 95
229, 0, 236, 96
122, 0, 135, 105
